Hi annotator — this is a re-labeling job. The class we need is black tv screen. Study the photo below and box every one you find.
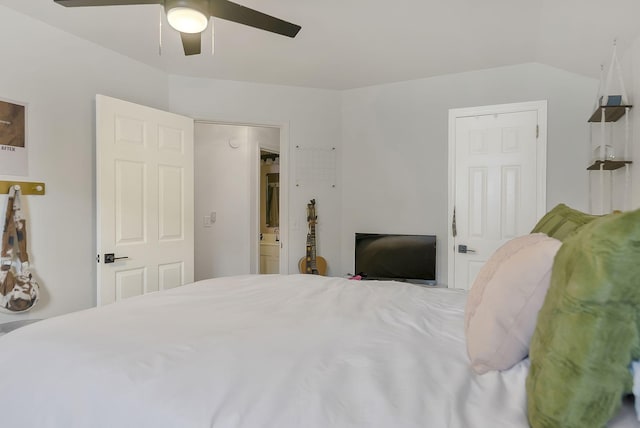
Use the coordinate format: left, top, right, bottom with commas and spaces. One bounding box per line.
354, 233, 436, 284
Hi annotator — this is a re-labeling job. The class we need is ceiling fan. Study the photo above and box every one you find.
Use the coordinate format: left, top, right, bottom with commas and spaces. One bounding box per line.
53, 0, 302, 56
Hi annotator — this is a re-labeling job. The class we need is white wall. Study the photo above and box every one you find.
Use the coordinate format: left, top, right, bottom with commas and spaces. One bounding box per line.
340, 63, 599, 285
0, 6, 169, 323
169, 76, 342, 276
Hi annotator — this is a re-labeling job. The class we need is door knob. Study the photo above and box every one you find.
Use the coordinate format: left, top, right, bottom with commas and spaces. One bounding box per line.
104, 253, 129, 264
458, 245, 476, 254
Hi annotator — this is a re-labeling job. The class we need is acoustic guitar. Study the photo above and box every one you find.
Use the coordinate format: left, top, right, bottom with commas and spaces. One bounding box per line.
298, 199, 328, 275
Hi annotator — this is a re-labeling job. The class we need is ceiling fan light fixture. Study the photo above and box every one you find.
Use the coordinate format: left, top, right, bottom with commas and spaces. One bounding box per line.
55, 0, 301, 57
167, 6, 208, 33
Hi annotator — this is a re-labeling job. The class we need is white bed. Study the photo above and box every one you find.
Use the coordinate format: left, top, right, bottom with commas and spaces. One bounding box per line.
0, 274, 636, 427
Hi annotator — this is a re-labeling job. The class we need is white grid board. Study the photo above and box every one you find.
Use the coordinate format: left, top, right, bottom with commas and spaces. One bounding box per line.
295, 146, 337, 188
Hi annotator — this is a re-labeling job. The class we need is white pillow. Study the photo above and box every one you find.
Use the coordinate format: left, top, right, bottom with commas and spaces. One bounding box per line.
465, 233, 561, 374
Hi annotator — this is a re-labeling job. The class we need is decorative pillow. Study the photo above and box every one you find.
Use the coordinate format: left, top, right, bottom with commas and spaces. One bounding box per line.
530, 203, 599, 241
527, 208, 640, 428
465, 233, 561, 374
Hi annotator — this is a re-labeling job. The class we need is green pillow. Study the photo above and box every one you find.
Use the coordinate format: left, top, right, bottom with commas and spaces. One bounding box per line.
526, 208, 640, 428
531, 203, 599, 241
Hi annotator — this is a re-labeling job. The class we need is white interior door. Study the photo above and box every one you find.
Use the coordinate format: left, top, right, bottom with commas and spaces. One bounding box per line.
448, 101, 546, 290
97, 95, 194, 305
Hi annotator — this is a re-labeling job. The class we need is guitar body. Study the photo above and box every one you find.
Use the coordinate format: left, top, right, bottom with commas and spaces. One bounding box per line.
298, 256, 328, 276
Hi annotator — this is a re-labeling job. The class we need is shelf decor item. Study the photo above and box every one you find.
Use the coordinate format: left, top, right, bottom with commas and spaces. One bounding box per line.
593, 145, 616, 161
599, 95, 622, 106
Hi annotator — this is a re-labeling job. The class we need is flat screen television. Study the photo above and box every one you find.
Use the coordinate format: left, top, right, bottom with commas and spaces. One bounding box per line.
354, 233, 437, 284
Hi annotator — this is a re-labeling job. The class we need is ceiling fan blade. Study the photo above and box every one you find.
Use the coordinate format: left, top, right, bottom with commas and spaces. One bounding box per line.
54, 0, 162, 6
180, 32, 202, 55
209, 0, 301, 38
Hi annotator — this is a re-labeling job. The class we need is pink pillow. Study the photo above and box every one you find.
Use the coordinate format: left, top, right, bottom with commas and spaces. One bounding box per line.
464, 233, 561, 374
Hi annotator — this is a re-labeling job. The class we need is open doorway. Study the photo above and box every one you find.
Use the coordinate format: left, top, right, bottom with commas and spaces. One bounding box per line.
259, 150, 280, 274
193, 122, 286, 281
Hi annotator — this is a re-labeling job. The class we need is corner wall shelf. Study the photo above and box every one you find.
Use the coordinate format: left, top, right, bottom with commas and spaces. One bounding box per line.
588, 42, 633, 214
588, 105, 633, 122
587, 160, 632, 171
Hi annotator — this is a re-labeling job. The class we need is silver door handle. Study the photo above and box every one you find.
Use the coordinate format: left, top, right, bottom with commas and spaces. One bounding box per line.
104, 253, 129, 264
458, 245, 476, 254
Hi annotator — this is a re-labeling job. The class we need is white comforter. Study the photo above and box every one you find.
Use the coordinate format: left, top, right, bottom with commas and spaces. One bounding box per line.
0, 274, 617, 427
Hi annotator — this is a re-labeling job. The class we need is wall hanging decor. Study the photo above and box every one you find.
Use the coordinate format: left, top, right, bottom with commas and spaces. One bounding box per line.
0, 185, 39, 313
295, 146, 337, 188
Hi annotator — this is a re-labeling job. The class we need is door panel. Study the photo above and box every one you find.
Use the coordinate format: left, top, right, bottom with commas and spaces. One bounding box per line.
115, 116, 146, 145
468, 167, 487, 237
158, 126, 184, 153
158, 165, 184, 240
115, 160, 146, 244
158, 262, 183, 290
453, 108, 540, 290
97, 95, 194, 305
116, 268, 146, 300
501, 166, 520, 239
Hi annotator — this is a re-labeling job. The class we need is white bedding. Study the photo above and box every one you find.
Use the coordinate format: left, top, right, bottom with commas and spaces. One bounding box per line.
0, 274, 635, 427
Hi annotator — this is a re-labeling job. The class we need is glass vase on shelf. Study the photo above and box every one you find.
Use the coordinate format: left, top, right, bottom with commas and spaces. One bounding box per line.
592, 145, 616, 162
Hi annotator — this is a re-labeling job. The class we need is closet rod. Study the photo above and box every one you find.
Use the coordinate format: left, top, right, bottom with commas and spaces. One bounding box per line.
0, 181, 45, 195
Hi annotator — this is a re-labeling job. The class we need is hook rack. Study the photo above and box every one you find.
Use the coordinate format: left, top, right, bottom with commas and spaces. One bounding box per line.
0, 181, 45, 195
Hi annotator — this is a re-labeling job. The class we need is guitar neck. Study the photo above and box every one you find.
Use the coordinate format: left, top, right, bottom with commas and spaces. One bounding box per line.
309, 223, 317, 270
302, 199, 323, 275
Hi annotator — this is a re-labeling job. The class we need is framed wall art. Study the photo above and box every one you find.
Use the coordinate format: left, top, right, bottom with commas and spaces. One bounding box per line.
0, 99, 27, 176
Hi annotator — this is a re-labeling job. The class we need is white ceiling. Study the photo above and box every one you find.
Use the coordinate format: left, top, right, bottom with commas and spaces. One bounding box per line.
2, 0, 640, 90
